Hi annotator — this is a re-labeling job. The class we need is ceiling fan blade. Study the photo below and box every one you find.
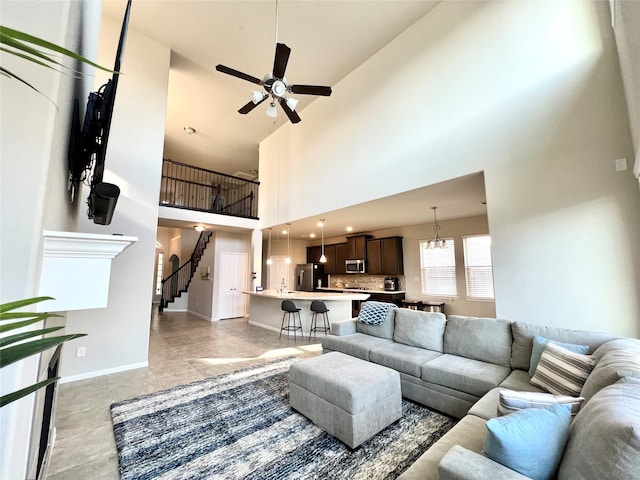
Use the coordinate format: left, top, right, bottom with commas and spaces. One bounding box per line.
289, 84, 332, 96
215, 64, 262, 85
238, 96, 267, 115
272, 43, 291, 79
278, 98, 301, 124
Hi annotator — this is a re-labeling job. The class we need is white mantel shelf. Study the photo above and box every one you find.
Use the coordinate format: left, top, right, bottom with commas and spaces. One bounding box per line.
39, 230, 138, 312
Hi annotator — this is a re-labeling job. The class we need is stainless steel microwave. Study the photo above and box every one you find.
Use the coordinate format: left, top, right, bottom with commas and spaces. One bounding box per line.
345, 259, 365, 274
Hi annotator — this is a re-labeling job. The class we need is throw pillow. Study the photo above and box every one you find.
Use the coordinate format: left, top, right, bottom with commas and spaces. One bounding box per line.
528, 335, 590, 377
530, 342, 595, 396
357, 301, 397, 326
498, 389, 585, 418
483, 404, 572, 480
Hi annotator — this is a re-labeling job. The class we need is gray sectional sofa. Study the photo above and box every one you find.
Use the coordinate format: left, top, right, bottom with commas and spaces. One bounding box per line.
320, 306, 640, 480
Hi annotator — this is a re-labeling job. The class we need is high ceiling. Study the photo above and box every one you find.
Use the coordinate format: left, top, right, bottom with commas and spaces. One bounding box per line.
103, 0, 488, 237
103, 0, 442, 176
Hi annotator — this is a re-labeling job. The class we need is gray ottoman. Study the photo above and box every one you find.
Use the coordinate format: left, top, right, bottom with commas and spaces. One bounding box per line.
289, 351, 402, 448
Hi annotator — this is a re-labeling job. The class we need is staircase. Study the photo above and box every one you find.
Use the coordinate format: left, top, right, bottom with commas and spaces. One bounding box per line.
159, 230, 212, 311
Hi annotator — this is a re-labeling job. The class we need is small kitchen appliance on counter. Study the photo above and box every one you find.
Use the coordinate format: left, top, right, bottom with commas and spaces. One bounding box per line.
384, 277, 399, 291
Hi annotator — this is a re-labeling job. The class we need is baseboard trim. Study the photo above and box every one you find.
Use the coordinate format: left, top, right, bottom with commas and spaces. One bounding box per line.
248, 320, 284, 335
60, 361, 148, 384
188, 310, 212, 321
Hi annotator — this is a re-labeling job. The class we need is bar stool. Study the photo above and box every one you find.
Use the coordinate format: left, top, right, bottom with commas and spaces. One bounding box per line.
309, 300, 331, 341
280, 300, 302, 339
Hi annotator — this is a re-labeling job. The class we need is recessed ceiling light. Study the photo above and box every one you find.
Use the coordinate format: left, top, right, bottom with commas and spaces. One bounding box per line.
346, 226, 353, 232
309, 233, 316, 238
316, 221, 324, 227
282, 230, 288, 235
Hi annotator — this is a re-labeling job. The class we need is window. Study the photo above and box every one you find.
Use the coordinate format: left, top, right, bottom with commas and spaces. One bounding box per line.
155, 252, 164, 295
463, 235, 495, 300
419, 238, 457, 296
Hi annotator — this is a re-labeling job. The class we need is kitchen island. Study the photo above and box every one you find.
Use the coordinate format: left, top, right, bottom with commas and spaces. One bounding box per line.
244, 290, 369, 336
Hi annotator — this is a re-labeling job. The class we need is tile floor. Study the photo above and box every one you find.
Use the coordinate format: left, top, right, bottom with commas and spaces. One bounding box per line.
46, 308, 322, 479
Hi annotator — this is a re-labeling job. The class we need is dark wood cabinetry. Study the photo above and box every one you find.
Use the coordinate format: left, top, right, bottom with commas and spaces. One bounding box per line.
366, 236, 404, 275
306, 245, 322, 264
322, 244, 337, 274
307, 235, 402, 276
335, 243, 348, 274
367, 292, 405, 306
347, 235, 369, 259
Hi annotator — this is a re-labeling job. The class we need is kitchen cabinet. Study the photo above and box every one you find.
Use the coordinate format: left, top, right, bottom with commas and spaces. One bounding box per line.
306, 246, 322, 264
323, 244, 337, 274
366, 237, 404, 275
335, 243, 348, 274
368, 292, 405, 307
347, 235, 369, 259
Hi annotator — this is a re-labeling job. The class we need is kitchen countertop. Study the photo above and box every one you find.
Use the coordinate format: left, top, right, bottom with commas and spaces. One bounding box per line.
242, 289, 370, 301
318, 287, 406, 295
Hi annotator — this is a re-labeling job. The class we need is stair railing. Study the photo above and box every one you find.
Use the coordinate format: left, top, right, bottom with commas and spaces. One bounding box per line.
160, 230, 212, 310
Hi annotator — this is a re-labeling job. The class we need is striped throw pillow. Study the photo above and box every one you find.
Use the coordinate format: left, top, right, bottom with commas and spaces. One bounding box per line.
498, 389, 585, 418
530, 342, 595, 396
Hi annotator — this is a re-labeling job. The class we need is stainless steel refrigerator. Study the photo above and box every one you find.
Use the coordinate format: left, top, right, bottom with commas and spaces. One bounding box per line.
295, 263, 325, 291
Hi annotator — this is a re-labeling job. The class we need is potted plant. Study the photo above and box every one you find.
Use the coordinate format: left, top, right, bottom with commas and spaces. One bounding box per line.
0, 297, 86, 407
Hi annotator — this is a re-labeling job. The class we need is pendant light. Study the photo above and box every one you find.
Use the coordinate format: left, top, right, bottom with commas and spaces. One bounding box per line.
266, 228, 273, 266
428, 206, 447, 249
318, 219, 327, 263
285, 223, 292, 264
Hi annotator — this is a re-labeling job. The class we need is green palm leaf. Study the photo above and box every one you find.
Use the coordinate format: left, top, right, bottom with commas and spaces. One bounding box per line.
1, 334, 87, 369
0, 25, 116, 73
0, 378, 59, 408
0, 327, 65, 348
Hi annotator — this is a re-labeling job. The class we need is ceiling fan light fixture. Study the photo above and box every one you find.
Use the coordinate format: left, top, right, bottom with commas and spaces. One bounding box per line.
266, 102, 278, 118
252, 90, 266, 104
272, 80, 286, 97
285, 97, 298, 111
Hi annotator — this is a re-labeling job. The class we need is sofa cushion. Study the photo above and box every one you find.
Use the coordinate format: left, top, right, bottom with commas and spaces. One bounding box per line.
510, 321, 613, 370
355, 304, 396, 340
397, 414, 488, 480
580, 338, 640, 403
498, 389, 584, 418
358, 300, 397, 325
499, 369, 547, 393
439, 445, 531, 480
393, 309, 446, 352
369, 342, 441, 377
530, 342, 595, 396
483, 404, 572, 480
422, 354, 511, 397
558, 376, 640, 480
444, 316, 512, 367
528, 335, 589, 377
321, 333, 393, 361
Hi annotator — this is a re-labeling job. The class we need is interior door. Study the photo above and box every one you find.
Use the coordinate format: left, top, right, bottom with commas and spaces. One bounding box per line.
219, 252, 248, 319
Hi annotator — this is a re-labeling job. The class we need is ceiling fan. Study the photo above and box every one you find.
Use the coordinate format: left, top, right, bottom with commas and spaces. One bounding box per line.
215, 43, 332, 124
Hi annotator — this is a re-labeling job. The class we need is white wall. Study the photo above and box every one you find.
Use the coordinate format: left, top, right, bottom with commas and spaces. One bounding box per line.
259, 1, 640, 336
0, 1, 102, 476
62, 14, 170, 379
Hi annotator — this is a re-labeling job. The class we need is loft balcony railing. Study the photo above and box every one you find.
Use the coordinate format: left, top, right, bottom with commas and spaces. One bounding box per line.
159, 159, 259, 219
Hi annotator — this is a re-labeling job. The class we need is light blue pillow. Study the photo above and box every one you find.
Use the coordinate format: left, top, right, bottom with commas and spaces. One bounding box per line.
529, 335, 589, 377
483, 404, 571, 480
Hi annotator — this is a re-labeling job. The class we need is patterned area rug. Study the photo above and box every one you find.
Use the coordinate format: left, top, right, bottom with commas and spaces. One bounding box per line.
111, 358, 456, 480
